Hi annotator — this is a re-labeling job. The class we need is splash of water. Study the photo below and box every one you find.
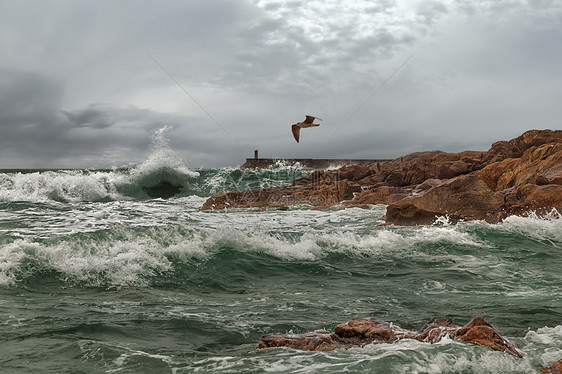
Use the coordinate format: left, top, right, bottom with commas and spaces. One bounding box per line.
0, 126, 201, 202
130, 125, 199, 180
114, 126, 200, 199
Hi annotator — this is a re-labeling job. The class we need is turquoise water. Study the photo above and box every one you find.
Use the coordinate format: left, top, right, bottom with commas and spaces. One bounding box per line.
1, 133, 561, 373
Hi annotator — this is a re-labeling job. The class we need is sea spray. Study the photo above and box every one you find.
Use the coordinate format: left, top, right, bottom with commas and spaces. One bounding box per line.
203, 160, 311, 196
0, 128, 311, 203
0, 169, 122, 203
113, 125, 200, 199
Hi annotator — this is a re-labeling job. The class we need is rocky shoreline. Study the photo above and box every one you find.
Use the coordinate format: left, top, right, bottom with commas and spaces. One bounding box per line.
202, 129, 562, 225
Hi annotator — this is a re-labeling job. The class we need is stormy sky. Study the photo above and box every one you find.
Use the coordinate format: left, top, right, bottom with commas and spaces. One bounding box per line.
1, 0, 561, 168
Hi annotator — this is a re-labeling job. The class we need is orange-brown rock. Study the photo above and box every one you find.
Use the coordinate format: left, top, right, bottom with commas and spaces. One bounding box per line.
201, 130, 562, 223
478, 142, 562, 191
333, 318, 418, 344
258, 316, 522, 358
257, 331, 340, 351
200, 179, 362, 210
485, 183, 562, 223
344, 186, 411, 207
483, 129, 562, 165
376, 150, 485, 187
541, 359, 562, 374
452, 317, 522, 358
385, 175, 505, 225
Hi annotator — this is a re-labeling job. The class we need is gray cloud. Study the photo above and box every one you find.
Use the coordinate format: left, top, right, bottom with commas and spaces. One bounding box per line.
0, 0, 561, 168
0, 70, 214, 168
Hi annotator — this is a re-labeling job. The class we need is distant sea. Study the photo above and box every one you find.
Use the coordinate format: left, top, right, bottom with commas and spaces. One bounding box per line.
1, 129, 561, 373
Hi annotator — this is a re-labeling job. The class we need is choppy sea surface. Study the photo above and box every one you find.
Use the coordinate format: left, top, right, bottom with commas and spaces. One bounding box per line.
1, 130, 561, 373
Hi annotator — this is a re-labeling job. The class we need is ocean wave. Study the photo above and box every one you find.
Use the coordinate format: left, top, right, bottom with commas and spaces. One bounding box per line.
496, 210, 562, 247
0, 128, 309, 203
0, 127, 201, 203
1, 196, 561, 288
0, 227, 209, 287
0, 169, 123, 203
0, 215, 496, 288
202, 160, 311, 196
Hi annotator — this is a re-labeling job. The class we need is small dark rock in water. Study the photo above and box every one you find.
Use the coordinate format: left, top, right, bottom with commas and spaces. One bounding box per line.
258, 316, 523, 358
143, 181, 183, 199
541, 359, 562, 374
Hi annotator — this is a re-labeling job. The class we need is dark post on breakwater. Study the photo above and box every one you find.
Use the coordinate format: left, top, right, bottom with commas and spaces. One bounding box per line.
241, 151, 392, 169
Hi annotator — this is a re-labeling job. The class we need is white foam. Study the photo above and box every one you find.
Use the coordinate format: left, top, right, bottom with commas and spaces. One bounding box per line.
523, 325, 562, 349
498, 210, 562, 246
188, 208, 491, 264
520, 325, 562, 369
187, 337, 538, 374
0, 170, 125, 203
0, 218, 488, 286
0, 195, 550, 287
204, 160, 310, 195
0, 126, 200, 203
127, 125, 199, 180
0, 227, 210, 287
0, 240, 39, 285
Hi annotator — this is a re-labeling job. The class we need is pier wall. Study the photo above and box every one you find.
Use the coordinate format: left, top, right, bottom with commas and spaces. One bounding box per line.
241, 158, 392, 169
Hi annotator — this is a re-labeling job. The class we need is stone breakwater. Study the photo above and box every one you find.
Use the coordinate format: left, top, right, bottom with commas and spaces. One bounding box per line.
241, 158, 390, 169
201, 129, 562, 225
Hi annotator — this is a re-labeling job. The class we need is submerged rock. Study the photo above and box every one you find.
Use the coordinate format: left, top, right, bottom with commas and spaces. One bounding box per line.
258, 316, 523, 358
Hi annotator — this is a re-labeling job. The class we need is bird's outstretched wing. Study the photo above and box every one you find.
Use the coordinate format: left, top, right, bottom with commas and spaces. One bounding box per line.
291, 124, 301, 143
304, 115, 322, 123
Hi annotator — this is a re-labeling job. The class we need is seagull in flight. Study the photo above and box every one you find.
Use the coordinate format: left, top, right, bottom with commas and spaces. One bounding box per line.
291, 115, 322, 143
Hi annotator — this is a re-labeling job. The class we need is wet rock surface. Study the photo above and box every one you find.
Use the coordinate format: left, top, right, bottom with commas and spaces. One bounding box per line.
258, 316, 523, 358
202, 130, 562, 225
541, 359, 562, 374
385, 174, 505, 225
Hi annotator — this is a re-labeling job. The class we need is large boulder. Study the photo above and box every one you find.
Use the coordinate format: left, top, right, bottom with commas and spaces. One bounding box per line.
344, 186, 411, 207
485, 183, 562, 223
483, 129, 562, 165
478, 142, 562, 191
385, 175, 505, 225
379, 150, 484, 187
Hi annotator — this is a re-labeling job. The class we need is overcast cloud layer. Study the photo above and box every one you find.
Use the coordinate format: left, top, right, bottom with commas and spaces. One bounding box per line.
0, 0, 561, 168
